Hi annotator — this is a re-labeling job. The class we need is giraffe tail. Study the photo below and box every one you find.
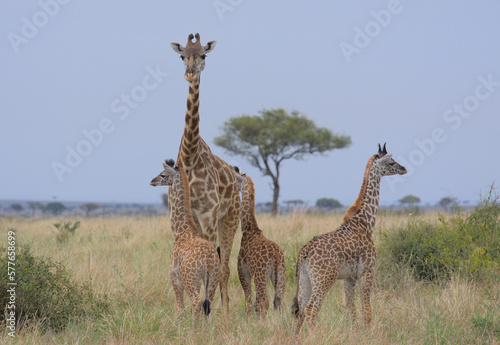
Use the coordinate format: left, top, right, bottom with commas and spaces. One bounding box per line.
203, 299, 211, 316
292, 297, 299, 317
215, 246, 224, 305
292, 250, 307, 318
273, 256, 286, 311
274, 296, 282, 310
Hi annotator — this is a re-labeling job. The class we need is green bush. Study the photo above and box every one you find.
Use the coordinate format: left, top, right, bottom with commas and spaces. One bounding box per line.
380, 188, 500, 281
0, 243, 109, 331
54, 220, 81, 244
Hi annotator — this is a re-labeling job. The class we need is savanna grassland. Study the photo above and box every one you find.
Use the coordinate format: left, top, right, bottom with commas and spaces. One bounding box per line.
1, 210, 499, 345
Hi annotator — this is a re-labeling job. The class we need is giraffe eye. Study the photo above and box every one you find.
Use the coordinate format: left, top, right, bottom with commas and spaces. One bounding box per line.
180, 56, 185, 61
201, 54, 206, 60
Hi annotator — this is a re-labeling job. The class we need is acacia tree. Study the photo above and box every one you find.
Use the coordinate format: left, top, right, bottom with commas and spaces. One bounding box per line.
11, 203, 23, 215
81, 203, 100, 217
398, 195, 421, 206
316, 198, 343, 210
45, 202, 66, 216
439, 196, 457, 211
214, 108, 351, 215
27, 201, 43, 217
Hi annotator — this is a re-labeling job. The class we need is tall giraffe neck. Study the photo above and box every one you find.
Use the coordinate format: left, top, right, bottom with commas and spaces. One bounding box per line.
170, 166, 198, 238
240, 176, 260, 234
178, 79, 201, 169
356, 164, 382, 230
343, 155, 382, 232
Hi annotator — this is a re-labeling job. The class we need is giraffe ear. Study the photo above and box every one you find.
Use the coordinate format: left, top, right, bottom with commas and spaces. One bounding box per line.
170, 42, 185, 54
204, 41, 217, 54
162, 161, 177, 176
378, 153, 393, 163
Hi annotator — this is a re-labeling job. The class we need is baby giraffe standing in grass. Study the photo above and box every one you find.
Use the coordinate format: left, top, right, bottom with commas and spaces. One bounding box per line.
150, 160, 220, 325
292, 144, 407, 335
233, 167, 286, 319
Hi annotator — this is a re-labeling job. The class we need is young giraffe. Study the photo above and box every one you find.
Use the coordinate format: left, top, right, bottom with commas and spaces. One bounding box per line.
292, 144, 407, 335
165, 33, 241, 313
233, 167, 286, 319
150, 160, 220, 325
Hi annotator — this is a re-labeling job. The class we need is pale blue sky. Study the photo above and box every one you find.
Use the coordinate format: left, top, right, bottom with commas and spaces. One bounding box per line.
1, 1, 499, 206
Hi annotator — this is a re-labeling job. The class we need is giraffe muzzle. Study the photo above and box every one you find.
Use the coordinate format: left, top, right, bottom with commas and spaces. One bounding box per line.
184, 72, 198, 82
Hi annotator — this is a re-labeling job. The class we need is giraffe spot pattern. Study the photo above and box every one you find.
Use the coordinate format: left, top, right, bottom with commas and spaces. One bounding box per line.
293, 152, 406, 334
237, 174, 286, 319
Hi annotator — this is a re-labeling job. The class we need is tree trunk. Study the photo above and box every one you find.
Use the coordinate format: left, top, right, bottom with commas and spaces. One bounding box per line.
271, 179, 280, 216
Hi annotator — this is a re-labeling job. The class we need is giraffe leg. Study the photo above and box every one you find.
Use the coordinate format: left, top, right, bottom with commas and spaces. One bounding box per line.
344, 277, 357, 323
184, 278, 202, 326
293, 262, 312, 335
205, 264, 220, 316
189, 293, 203, 326
253, 272, 270, 319
359, 270, 374, 326
272, 253, 286, 311
303, 287, 330, 332
237, 251, 253, 315
218, 214, 238, 314
170, 269, 185, 318
293, 309, 306, 336
303, 263, 336, 332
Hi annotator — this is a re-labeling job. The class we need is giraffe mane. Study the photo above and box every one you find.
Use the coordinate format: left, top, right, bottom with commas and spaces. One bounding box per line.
342, 155, 377, 223
178, 165, 199, 231
241, 174, 259, 232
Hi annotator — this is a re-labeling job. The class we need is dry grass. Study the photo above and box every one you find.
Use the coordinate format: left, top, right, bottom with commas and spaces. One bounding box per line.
1, 212, 499, 344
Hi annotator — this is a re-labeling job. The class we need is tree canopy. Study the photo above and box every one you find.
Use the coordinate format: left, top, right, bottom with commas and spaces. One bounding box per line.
11, 203, 23, 214
81, 203, 100, 217
316, 198, 343, 210
214, 108, 351, 215
439, 196, 457, 210
27, 202, 43, 217
45, 202, 66, 216
398, 195, 421, 205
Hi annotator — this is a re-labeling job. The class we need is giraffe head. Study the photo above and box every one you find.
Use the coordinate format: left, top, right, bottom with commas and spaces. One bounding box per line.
170, 33, 217, 82
374, 143, 407, 176
232, 166, 246, 192
150, 159, 177, 186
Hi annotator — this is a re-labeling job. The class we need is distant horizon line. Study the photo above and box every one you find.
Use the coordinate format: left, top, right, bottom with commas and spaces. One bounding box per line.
0, 198, 476, 208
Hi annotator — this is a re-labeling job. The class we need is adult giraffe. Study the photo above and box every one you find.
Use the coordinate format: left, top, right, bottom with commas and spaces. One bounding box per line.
167, 33, 240, 314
